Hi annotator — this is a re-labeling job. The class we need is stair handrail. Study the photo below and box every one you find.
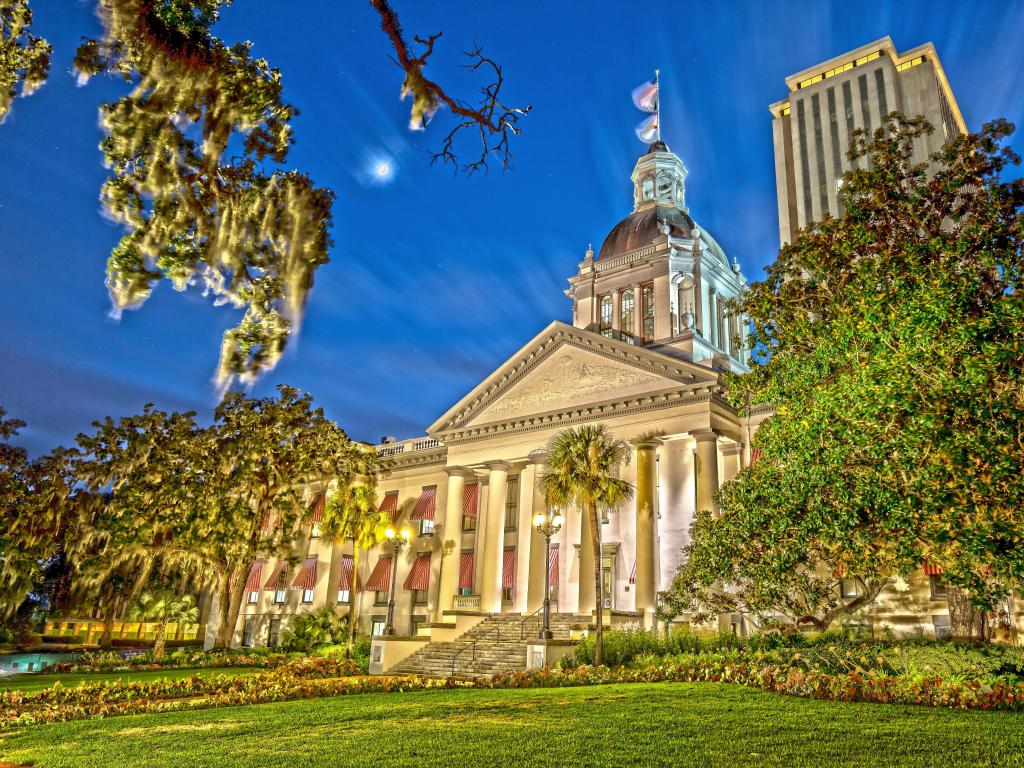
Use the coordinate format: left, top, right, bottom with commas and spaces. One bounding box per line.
450, 625, 500, 678
519, 605, 545, 640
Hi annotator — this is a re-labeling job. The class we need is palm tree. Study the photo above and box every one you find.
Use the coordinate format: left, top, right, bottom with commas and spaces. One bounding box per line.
127, 589, 199, 659
321, 482, 389, 652
541, 424, 633, 666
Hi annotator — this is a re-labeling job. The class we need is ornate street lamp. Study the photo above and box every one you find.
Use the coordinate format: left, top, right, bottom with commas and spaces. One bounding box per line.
533, 509, 564, 639
383, 526, 412, 636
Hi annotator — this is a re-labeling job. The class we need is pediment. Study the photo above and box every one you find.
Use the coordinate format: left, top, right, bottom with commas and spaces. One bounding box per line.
428, 322, 720, 435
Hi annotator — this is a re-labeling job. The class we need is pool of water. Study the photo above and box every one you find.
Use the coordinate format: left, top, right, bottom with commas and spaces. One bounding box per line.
0, 652, 80, 674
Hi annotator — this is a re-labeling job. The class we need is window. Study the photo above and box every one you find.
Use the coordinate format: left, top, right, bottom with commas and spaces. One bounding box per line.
599, 295, 613, 337
858, 73, 871, 136
797, 98, 812, 222
375, 590, 389, 606
273, 587, 286, 604
337, 588, 351, 604
620, 289, 634, 343
371, 619, 386, 637
642, 178, 653, 200
874, 67, 888, 119
502, 587, 514, 602
840, 579, 863, 598
247, 590, 258, 605
641, 283, 655, 342
419, 517, 435, 536
411, 615, 427, 636
268, 618, 281, 647
462, 513, 476, 532
302, 588, 314, 604
842, 80, 855, 168
826, 87, 843, 215
310, 523, 322, 539
504, 477, 519, 530
241, 618, 254, 647
458, 586, 473, 596
413, 589, 428, 605
933, 614, 952, 641
929, 574, 947, 600
811, 93, 827, 216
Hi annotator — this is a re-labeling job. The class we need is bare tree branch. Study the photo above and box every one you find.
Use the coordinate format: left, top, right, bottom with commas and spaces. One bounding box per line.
370, 0, 532, 174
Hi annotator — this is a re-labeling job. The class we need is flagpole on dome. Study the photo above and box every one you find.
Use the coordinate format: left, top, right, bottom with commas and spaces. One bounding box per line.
655, 69, 661, 142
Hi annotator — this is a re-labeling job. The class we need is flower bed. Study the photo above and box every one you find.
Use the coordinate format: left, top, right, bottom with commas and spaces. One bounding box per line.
3, 654, 1023, 729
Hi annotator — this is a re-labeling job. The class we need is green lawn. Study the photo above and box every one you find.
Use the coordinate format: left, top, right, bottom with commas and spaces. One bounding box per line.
1, 683, 1023, 767
0, 666, 261, 693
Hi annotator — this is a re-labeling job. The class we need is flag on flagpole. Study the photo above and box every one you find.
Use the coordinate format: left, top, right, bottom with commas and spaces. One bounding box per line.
635, 113, 659, 143
631, 77, 659, 113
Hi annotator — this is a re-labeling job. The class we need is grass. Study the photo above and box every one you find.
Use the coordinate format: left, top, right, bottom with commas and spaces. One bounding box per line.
0, 666, 261, 693
1, 683, 1023, 767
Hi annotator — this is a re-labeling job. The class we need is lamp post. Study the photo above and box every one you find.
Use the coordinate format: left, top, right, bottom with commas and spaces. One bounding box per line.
383, 526, 411, 636
533, 509, 564, 640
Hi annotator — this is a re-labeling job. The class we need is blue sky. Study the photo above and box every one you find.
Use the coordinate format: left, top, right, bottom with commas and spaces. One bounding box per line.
2, 0, 1023, 455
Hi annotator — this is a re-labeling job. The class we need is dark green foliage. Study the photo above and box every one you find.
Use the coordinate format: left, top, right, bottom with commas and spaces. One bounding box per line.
666, 116, 1024, 630
280, 607, 349, 653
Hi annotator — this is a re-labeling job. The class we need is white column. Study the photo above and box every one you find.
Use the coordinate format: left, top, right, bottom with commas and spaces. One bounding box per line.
632, 440, 660, 617
480, 460, 509, 613
438, 467, 472, 618
577, 503, 596, 615
721, 444, 741, 484
693, 430, 720, 515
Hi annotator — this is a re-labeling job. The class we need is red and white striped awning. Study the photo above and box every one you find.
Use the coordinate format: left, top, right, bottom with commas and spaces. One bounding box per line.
924, 561, 944, 576
628, 560, 636, 585
339, 555, 354, 591
263, 561, 287, 590
410, 486, 437, 521
308, 493, 326, 525
502, 549, 516, 589
458, 552, 475, 589
404, 553, 431, 590
291, 557, 318, 590
245, 559, 265, 592
364, 555, 393, 591
378, 491, 399, 523
749, 448, 763, 466
463, 482, 480, 518
548, 545, 559, 587
260, 513, 274, 532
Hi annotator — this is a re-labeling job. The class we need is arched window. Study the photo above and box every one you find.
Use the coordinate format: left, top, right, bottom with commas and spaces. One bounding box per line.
620, 289, 635, 343
599, 295, 613, 337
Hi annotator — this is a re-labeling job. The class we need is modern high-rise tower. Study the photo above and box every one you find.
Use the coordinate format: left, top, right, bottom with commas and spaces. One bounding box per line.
768, 36, 966, 245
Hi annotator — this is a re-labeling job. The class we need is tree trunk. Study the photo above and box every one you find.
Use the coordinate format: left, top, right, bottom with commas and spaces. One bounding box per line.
588, 500, 604, 667
947, 586, 986, 641
214, 567, 246, 649
100, 610, 115, 649
347, 542, 360, 654
153, 620, 167, 659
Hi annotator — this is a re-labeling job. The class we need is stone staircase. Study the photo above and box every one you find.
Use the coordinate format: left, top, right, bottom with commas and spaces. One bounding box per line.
390, 612, 586, 679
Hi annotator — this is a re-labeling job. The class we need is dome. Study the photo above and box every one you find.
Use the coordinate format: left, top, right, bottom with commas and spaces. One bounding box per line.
597, 204, 695, 261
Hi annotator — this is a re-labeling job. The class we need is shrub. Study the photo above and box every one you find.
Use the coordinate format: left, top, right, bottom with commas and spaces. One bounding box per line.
280, 607, 349, 653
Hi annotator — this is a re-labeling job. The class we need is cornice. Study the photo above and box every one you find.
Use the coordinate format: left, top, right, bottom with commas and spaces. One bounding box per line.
438, 388, 723, 446
379, 447, 448, 472
430, 323, 720, 435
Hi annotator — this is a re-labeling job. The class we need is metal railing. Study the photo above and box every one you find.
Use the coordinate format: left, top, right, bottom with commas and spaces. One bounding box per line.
519, 605, 544, 640
450, 625, 500, 677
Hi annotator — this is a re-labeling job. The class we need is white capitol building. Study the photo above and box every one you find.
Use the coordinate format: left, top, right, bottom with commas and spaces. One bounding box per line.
221, 139, 962, 671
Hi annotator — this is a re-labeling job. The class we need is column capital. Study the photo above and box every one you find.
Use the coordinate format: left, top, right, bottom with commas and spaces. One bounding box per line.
445, 466, 476, 479
690, 429, 720, 444
485, 459, 511, 472
630, 437, 663, 450
719, 443, 743, 457
527, 449, 549, 465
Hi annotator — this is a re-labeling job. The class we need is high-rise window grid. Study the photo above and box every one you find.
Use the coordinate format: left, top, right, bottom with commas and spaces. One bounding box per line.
796, 99, 812, 224
874, 68, 888, 121
811, 93, 828, 217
